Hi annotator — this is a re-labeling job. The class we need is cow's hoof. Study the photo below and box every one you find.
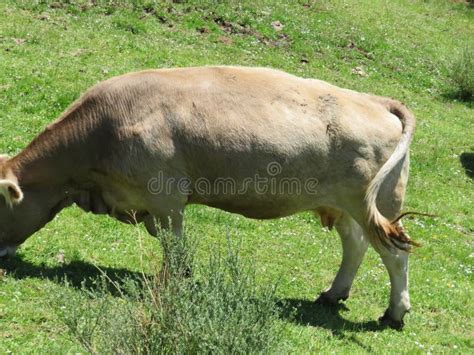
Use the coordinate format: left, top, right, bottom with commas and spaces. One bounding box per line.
379, 309, 404, 330
315, 292, 347, 306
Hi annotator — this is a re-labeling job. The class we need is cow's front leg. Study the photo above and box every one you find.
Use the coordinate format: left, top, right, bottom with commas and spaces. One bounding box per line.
143, 210, 184, 237
157, 211, 184, 237
149, 206, 191, 278
379, 251, 411, 329
316, 213, 369, 304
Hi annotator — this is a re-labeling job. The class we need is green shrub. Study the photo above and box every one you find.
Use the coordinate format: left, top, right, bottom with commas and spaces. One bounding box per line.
54, 232, 282, 354
447, 46, 474, 101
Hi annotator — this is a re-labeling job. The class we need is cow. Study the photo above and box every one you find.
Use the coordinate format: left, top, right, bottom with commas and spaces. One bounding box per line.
0, 66, 418, 328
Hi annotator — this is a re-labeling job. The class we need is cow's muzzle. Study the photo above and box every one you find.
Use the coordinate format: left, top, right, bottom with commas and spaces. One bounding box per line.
0, 245, 17, 258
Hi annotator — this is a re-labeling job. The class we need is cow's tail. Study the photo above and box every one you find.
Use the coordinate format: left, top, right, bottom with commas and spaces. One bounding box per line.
364, 97, 420, 254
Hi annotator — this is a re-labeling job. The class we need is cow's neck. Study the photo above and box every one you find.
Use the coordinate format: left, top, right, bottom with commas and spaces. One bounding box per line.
9, 107, 104, 197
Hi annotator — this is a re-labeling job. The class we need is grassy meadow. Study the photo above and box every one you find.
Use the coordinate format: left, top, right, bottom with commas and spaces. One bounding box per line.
0, 0, 473, 353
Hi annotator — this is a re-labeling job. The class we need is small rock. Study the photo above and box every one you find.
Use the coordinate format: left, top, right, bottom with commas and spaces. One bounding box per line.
347, 41, 356, 49
57, 250, 65, 264
197, 27, 210, 34
14, 38, 26, 45
37, 14, 50, 21
351, 66, 368, 77
271, 20, 284, 32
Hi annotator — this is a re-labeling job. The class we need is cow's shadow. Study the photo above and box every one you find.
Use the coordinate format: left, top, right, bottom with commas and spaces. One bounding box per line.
0, 255, 143, 295
460, 152, 474, 179
277, 298, 393, 351
278, 298, 383, 330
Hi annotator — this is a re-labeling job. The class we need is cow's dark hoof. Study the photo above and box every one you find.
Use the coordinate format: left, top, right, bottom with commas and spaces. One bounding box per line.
379, 309, 404, 330
315, 292, 347, 306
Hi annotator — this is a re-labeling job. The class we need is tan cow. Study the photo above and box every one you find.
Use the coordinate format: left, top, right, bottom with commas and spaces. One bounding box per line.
0, 66, 418, 328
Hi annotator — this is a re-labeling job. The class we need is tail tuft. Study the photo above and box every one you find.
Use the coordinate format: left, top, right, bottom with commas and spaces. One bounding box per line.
370, 213, 421, 254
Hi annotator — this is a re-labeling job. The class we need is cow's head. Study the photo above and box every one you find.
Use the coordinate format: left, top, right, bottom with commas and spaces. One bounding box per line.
0, 155, 66, 257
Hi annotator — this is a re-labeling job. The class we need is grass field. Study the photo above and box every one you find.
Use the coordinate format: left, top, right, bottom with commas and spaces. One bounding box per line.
0, 0, 473, 353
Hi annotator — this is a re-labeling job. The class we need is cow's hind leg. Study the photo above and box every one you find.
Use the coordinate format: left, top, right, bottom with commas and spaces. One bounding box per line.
365, 157, 411, 329
377, 249, 410, 329
316, 211, 369, 304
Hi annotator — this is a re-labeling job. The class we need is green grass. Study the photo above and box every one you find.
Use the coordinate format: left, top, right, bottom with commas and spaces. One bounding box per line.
0, 0, 473, 353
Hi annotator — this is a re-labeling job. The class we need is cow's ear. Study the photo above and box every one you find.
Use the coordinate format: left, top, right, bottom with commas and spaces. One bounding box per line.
0, 179, 24, 207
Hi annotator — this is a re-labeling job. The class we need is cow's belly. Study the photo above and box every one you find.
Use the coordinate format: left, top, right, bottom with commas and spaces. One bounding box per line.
188, 181, 324, 219
202, 200, 312, 219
